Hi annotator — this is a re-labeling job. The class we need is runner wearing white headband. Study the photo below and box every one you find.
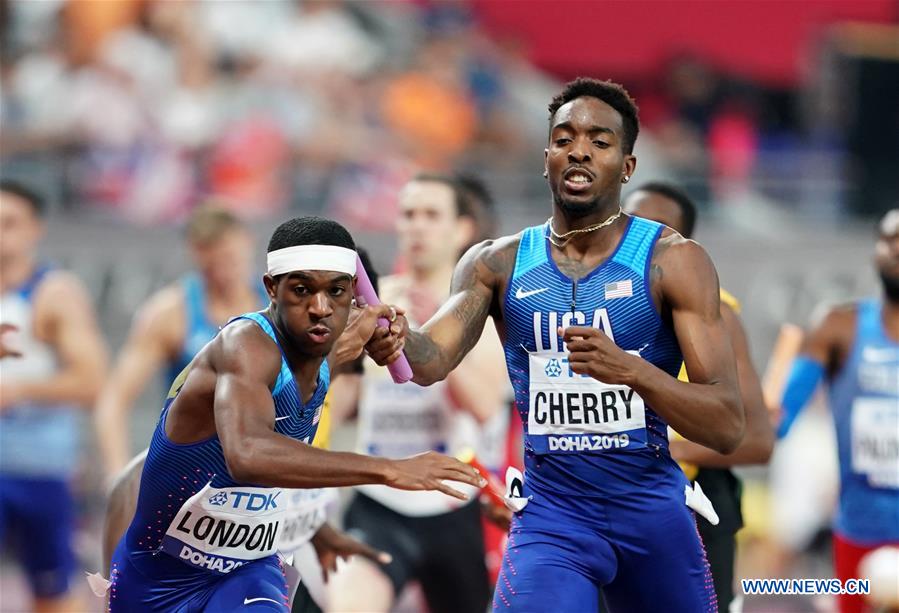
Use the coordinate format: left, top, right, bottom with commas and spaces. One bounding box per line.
105, 216, 484, 612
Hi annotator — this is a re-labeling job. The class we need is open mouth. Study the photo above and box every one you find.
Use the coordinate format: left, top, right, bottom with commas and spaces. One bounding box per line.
306, 325, 332, 344
563, 168, 594, 193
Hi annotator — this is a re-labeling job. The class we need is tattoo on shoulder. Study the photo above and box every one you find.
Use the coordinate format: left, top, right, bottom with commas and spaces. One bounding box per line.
649, 234, 676, 285
479, 239, 518, 281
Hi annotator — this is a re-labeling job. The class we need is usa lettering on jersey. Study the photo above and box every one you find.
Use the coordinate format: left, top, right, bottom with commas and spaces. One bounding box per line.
526, 310, 648, 455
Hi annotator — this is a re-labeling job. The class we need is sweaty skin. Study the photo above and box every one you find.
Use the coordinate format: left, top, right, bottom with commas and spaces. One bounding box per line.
159, 269, 482, 497
369, 96, 744, 454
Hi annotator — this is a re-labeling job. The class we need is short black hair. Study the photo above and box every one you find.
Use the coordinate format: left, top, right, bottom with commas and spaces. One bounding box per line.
410, 172, 498, 248
0, 179, 46, 217
455, 172, 497, 241
410, 172, 478, 220
356, 246, 378, 295
548, 77, 640, 154
267, 216, 355, 253
633, 181, 697, 238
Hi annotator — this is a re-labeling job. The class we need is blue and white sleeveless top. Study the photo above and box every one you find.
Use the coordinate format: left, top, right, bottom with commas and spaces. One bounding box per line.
0, 266, 80, 478
166, 274, 269, 384
125, 312, 330, 575
503, 217, 684, 499
830, 298, 899, 543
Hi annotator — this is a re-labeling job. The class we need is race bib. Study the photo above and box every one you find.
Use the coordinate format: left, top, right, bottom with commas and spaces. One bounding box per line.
526, 352, 647, 454
360, 377, 449, 457
851, 397, 899, 489
161, 483, 336, 574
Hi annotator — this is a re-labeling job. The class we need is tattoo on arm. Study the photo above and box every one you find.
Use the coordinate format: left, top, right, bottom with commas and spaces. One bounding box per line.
405, 239, 517, 378
403, 330, 441, 364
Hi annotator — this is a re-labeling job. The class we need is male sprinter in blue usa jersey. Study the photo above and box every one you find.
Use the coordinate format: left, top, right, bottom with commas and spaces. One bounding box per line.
109, 216, 483, 611
368, 78, 744, 612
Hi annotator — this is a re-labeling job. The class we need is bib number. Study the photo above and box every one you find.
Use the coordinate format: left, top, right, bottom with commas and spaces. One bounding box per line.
851, 398, 899, 489
161, 484, 335, 574
526, 352, 647, 454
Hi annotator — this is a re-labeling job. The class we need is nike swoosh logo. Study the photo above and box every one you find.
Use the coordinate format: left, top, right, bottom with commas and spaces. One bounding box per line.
515, 287, 548, 299
863, 347, 899, 363
274, 416, 290, 422
244, 597, 282, 605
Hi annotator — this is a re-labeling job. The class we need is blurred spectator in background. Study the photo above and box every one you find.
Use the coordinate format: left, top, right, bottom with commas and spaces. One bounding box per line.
94, 204, 267, 479
0, 180, 108, 612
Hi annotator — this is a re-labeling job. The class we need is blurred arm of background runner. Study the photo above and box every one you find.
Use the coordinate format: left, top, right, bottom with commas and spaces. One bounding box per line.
0, 271, 107, 411
94, 287, 183, 478
669, 301, 774, 466
446, 321, 506, 424
776, 306, 850, 438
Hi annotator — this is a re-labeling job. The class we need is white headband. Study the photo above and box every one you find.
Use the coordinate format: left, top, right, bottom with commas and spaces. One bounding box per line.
267, 245, 357, 276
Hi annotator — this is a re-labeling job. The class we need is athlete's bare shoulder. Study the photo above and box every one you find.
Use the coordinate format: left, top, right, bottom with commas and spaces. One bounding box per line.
811, 301, 859, 346
458, 232, 522, 318
462, 232, 522, 289
813, 301, 859, 326
649, 226, 718, 311
32, 269, 95, 322
212, 319, 281, 377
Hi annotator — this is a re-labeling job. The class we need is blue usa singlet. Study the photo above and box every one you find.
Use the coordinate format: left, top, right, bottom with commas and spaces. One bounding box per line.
829, 298, 899, 544
494, 217, 716, 613
110, 312, 330, 612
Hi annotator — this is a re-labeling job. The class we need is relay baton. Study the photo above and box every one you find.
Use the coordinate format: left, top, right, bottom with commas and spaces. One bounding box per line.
355, 254, 413, 383
457, 448, 505, 509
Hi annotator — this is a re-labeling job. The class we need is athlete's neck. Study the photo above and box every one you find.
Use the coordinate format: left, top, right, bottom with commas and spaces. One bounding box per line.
550, 210, 629, 260
550, 197, 621, 235
266, 307, 325, 403
881, 296, 899, 342
0, 254, 37, 294
409, 263, 454, 301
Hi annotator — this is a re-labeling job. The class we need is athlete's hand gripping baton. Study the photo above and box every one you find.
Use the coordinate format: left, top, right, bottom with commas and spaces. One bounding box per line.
354, 254, 413, 383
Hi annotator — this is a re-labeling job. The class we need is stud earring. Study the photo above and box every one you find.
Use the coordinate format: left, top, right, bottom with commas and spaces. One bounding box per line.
622, 176, 630, 183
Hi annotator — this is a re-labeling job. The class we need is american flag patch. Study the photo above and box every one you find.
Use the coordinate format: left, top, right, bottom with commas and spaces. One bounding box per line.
604, 280, 633, 300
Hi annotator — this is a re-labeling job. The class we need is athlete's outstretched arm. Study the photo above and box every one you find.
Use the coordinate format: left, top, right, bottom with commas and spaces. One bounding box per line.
212, 323, 484, 496
564, 235, 743, 454
370, 239, 512, 386
669, 302, 774, 466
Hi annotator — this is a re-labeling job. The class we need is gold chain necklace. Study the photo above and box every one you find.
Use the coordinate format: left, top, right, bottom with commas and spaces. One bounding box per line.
546, 207, 623, 248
